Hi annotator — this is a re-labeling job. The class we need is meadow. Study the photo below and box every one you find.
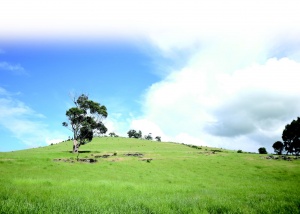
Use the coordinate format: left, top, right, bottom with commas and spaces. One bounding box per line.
0, 137, 299, 213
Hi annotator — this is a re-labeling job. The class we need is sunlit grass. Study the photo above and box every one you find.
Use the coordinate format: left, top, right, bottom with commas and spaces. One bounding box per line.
1, 137, 299, 213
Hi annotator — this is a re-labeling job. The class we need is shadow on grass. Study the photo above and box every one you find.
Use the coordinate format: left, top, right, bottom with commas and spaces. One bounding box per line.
65, 151, 100, 153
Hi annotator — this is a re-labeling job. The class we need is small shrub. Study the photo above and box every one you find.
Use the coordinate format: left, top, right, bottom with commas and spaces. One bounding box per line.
237, 150, 243, 153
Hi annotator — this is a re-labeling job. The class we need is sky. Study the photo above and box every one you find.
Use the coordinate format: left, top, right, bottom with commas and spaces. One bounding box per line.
1, 0, 300, 152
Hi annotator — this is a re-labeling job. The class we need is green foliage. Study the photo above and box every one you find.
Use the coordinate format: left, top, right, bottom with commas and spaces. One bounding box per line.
109, 132, 117, 137
144, 133, 152, 140
237, 150, 243, 153
63, 94, 107, 151
273, 141, 284, 155
127, 129, 142, 138
282, 117, 300, 155
258, 147, 267, 154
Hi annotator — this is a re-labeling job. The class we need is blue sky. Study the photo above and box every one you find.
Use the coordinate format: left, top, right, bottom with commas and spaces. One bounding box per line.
0, 39, 162, 151
1, 0, 300, 152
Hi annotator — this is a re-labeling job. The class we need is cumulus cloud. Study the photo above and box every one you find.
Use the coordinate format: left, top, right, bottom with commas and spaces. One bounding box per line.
125, 0, 300, 152
206, 58, 300, 137
0, 88, 66, 149
104, 113, 131, 136
132, 55, 300, 152
130, 118, 166, 139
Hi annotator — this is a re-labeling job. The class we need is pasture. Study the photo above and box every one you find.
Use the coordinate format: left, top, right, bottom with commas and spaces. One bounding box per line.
0, 137, 299, 213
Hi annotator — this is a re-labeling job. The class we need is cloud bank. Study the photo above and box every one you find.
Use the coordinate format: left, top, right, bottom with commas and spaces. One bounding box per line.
127, 1, 300, 152
133, 57, 300, 151
128, 1, 300, 152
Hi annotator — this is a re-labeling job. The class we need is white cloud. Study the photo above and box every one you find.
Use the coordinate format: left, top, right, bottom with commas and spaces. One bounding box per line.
104, 112, 133, 137
122, 0, 300, 152
0, 61, 27, 75
130, 118, 166, 139
131, 54, 300, 152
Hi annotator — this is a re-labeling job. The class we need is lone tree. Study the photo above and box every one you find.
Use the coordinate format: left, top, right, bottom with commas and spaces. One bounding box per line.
272, 141, 284, 155
109, 132, 116, 137
62, 94, 108, 153
258, 147, 267, 154
282, 117, 300, 155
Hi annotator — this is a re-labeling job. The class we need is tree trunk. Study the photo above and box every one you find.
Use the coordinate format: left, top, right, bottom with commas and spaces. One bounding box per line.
73, 140, 79, 153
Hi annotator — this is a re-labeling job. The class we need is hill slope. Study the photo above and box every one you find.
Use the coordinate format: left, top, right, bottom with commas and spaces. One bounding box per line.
1, 137, 299, 213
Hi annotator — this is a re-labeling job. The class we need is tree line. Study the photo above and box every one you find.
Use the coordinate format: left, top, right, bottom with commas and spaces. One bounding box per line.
108, 130, 161, 141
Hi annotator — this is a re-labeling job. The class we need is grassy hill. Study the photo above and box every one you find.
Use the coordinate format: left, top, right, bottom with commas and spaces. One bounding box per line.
0, 137, 299, 213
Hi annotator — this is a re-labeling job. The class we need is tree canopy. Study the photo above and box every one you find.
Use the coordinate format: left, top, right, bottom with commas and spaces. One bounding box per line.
155, 136, 161, 142
127, 129, 142, 138
258, 147, 267, 154
144, 133, 153, 140
272, 141, 284, 155
282, 117, 300, 155
63, 94, 108, 152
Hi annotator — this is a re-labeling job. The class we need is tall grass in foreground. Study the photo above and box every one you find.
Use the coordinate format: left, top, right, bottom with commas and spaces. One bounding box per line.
0, 137, 299, 213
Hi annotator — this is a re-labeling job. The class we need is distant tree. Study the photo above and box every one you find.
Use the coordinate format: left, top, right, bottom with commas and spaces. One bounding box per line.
62, 94, 108, 153
155, 136, 161, 142
127, 129, 142, 138
144, 133, 152, 140
282, 117, 300, 155
127, 130, 136, 138
258, 147, 267, 154
109, 132, 116, 137
272, 141, 284, 155
109, 132, 119, 137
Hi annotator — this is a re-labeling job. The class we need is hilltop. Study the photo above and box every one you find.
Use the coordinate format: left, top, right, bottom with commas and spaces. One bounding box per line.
1, 137, 299, 213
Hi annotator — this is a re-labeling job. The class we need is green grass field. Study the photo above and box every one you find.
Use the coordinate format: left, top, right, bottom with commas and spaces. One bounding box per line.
1, 137, 299, 213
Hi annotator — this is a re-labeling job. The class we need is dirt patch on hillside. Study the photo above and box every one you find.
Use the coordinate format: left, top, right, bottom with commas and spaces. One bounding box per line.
110, 158, 126, 162
124, 152, 144, 157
